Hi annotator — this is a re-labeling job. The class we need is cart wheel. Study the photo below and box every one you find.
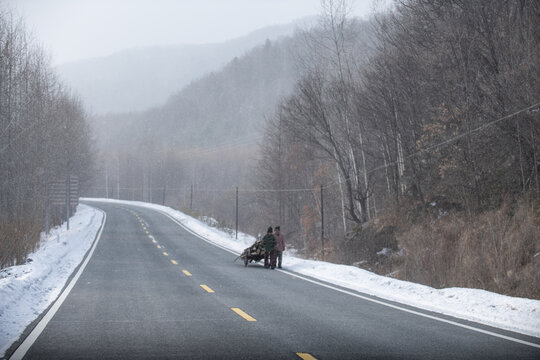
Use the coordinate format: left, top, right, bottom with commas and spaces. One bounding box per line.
244, 256, 248, 267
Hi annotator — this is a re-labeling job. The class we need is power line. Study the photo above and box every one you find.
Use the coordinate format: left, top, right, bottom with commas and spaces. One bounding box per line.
86, 185, 317, 193
366, 101, 540, 175
240, 187, 317, 193
170, 134, 263, 159
269, 101, 540, 192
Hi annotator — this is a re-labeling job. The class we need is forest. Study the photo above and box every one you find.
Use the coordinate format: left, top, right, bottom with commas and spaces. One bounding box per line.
0, 11, 93, 268
258, 0, 539, 297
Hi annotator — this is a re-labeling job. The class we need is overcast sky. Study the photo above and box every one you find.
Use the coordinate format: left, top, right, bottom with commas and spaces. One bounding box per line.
4, 0, 379, 65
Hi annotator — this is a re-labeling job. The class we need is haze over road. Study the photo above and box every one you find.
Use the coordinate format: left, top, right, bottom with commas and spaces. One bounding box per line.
13, 201, 540, 359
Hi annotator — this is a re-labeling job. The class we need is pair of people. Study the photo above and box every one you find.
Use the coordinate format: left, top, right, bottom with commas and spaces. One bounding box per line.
262, 226, 285, 269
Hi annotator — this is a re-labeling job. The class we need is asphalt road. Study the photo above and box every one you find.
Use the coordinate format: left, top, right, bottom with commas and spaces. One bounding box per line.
14, 201, 540, 359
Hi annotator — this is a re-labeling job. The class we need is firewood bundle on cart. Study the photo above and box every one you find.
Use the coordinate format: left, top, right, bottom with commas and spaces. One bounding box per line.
235, 238, 265, 267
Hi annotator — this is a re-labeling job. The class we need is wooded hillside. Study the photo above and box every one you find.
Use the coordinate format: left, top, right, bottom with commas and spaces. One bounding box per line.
257, 0, 539, 297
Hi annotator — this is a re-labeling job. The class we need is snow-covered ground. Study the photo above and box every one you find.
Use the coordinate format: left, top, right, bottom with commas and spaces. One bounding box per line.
1, 199, 538, 357
0, 204, 104, 357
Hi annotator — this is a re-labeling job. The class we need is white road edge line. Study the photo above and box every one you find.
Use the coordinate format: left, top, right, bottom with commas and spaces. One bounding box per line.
158, 210, 238, 256
9, 208, 107, 360
282, 271, 540, 349
156, 208, 540, 349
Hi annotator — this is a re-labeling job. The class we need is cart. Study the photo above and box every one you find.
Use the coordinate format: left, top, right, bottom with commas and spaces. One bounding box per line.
235, 239, 265, 267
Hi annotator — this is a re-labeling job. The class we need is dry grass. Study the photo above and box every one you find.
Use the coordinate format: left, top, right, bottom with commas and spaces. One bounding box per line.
389, 196, 540, 299
0, 217, 42, 269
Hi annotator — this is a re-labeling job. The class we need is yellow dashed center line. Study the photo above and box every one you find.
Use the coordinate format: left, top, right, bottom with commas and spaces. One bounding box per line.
231, 308, 256, 321
152, 239, 157, 244
182, 270, 192, 276
157, 245, 161, 249
296, 353, 317, 360
200, 285, 215, 293
170, 260, 178, 265
163, 252, 168, 256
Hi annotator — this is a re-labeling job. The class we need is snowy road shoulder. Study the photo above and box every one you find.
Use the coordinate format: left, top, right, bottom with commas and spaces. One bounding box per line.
0, 204, 104, 358
84, 198, 540, 339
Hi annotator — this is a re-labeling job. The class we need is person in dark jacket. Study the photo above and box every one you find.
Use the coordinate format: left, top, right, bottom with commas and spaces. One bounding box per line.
274, 226, 285, 269
262, 226, 276, 269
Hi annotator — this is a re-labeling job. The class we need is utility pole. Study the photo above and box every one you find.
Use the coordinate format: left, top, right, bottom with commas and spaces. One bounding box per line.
45, 178, 50, 234
278, 114, 283, 226
235, 186, 239, 239
162, 183, 166, 205
105, 162, 109, 199
190, 184, 193, 210
321, 184, 324, 260
66, 174, 70, 231
116, 155, 120, 199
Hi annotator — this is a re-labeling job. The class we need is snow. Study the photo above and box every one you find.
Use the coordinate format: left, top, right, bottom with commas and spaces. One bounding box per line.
0, 204, 103, 357
0, 199, 538, 357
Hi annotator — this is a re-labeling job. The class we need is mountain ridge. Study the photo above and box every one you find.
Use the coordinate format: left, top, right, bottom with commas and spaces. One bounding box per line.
57, 17, 316, 114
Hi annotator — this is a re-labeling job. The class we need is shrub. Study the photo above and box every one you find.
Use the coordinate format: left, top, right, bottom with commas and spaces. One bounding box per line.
392, 196, 540, 298
0, 218, 42, 269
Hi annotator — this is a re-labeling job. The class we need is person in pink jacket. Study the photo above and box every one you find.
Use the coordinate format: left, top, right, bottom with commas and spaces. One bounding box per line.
274, 226, 285, 269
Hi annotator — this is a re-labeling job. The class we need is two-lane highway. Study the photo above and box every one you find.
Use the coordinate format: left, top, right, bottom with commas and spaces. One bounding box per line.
12, 201, 540, 359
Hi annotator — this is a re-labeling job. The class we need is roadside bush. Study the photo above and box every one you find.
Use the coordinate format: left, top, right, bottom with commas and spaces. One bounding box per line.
392, 196, 540, 299
0, 218, 42, 269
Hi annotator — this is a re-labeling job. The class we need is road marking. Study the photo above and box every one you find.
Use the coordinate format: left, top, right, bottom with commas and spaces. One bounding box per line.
152, 239, 157, 244
9, 208, 107, 360
143, 226, 147, 230
157, 245, 161, 249
163, 252, 168, 256
145, 230, 149, 234
159, 210, 238, 255
182, 270, 192, 276
231, 308, 256, 322
296, 353, 317, 360
200, 285, 215, 293
281, 271, 540, 349
171, 260, 178, 265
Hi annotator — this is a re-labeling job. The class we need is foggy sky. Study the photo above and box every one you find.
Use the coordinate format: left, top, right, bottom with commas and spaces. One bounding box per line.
4, 0, 376, 65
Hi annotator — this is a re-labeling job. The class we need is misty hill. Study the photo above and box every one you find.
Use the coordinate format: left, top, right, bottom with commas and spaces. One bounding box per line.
57, 19, 314, 114
94, 35, 301, 150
